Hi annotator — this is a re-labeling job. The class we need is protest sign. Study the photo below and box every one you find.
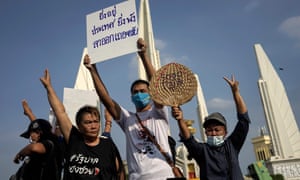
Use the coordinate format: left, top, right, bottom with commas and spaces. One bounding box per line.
86, 0, 138, 64
63, 88, 99, 126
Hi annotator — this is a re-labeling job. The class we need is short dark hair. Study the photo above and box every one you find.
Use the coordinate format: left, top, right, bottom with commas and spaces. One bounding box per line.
130, 79, 149, 93
75, 105, 100, 126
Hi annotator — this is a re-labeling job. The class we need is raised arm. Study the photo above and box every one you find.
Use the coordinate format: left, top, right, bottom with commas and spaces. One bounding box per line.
223, 75, 247, 114
137, 38, 164, 109
171, 106, 191, 139
104, 109, 112, 134
22, 99, 36, 121
40, 69, 72, 143
137, 38, 156, 81
83, 56, 121, 120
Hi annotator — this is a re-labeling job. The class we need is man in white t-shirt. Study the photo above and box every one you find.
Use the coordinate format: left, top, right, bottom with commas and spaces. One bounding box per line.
84, 38, 174, 180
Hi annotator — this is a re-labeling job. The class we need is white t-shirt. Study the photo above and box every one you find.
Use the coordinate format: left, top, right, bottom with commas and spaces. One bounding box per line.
117, 103, 174, 180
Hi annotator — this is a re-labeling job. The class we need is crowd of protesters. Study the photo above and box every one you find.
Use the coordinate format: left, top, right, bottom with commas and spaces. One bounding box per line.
12, 38, 249, 180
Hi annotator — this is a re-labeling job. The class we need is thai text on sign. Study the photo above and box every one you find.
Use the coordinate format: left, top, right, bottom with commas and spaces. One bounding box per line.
86, 0, 138, 63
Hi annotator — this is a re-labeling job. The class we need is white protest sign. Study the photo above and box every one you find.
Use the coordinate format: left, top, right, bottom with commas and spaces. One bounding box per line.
63, 88, 99, 126
86, 0, 138, 64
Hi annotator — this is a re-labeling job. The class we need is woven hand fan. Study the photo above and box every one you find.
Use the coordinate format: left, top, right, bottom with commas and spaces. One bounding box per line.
149, 62, 197, 106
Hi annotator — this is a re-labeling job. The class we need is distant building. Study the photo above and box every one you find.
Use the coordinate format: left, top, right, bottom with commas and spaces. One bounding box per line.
137, 0, 161, 80
253, 44, 300, 179
251, 127, 273, 161
194, 74, 208, 142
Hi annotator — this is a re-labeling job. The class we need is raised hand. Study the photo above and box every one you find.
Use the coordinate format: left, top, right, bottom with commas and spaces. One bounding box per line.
224, 75, 247, 113
13, 153, 24, 164
171, 106, 183, 121
137, 38, 147, 53
22, 99, 36, 121
223, 75, 239, 92
83, 54, 93, 70
40, 69, 52, 89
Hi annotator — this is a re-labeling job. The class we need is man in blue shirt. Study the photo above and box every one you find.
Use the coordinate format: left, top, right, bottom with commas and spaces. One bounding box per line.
172, 75, 250, 180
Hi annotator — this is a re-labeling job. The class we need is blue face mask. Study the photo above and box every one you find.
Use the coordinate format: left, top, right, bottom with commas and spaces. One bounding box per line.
131, 92, 151, 108
206, 136, 224, 147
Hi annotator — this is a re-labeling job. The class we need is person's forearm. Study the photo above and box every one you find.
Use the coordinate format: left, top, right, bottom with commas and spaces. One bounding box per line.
89, 66, 109, 98
45, 85, 71, 141
46, 85, 66, 114
26, 111, 36, 121
177, 119, 191, 139
232, 90, 247, 114
104, 121, 112, 133
17, 145, 32, 157
88, 66, 120, 119
22, 100, 36, 121
139, 52, 155, 81
89, 67, 112, 109
18, 143, 46, 157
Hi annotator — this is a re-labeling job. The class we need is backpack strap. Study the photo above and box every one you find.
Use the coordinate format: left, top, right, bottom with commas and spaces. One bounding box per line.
135, 114, 185, 178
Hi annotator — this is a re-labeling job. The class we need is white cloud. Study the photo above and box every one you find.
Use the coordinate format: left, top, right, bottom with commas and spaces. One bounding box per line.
154, 38, 166, 50
279, 16, 300, 39
153, 38, 191, 66
207, 97, 234, 110
159, 53, 189, 67
244, 1, 260, 12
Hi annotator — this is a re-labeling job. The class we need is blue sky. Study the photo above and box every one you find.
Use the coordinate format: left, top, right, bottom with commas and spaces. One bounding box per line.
1, 0, 300, 179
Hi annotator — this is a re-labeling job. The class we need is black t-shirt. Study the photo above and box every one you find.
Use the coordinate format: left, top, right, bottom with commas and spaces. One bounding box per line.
21, 139, 62, 180
63, 126, 120, 180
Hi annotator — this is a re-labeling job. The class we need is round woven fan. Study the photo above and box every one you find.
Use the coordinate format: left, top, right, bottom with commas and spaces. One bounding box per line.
149, 62, 197, 106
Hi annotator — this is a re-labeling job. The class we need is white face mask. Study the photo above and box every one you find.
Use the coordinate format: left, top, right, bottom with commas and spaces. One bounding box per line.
207, 136, 224, 147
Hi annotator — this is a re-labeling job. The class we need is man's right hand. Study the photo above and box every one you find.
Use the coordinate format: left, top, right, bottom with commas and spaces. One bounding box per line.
40, 69, 52, 89
171, 106, 183, 121
83, 54, 93, 70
